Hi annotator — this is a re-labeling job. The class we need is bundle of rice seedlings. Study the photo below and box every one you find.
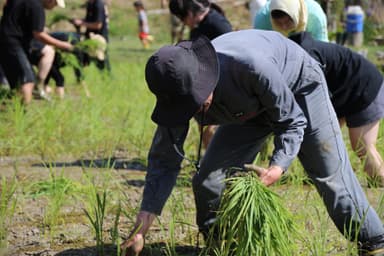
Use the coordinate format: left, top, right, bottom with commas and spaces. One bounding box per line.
48, 13, 70, 27
59, 50, 81, 70
75, 34, 107, 61
206, 171, 299, 256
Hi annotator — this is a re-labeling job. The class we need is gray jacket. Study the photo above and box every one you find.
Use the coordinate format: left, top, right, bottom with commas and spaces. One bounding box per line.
143, 29, 324, 215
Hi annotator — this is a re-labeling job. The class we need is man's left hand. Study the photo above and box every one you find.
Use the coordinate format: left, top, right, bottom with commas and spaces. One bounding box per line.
244, 164, 283, 186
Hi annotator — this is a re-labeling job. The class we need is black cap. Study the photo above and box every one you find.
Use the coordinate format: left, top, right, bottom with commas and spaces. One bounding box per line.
145, 36, 219, 127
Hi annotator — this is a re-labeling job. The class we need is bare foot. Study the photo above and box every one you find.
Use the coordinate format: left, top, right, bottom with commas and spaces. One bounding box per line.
120, 234, 144, 256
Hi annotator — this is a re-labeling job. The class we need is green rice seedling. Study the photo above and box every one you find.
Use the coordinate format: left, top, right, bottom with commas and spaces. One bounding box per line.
110, 200, 121, 256
164, 194, 188, 256
75, 37, 106, 61
58, 50, 82, 71
47, 13, 70, 27
342, 208, 368, 255
303, 206, 330, 256
83, 190, 107, 256
0, 176, 17, 250
27, 167, 78, 235
205, 171, 299, 256
375, 190, 384, 218
278, 162, 312, 186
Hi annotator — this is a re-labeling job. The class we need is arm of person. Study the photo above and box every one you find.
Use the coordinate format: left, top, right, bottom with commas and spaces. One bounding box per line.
33, 31, 73, 51
121, 125, 190, 253
72, 18, 103, 30
76, 0, 105, 31
308, 3, 329, 42
245, 60, 307, 184
253, 4, 272, 30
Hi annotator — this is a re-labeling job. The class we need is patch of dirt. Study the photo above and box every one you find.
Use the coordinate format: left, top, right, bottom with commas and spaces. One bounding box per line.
0, 154, 200, 256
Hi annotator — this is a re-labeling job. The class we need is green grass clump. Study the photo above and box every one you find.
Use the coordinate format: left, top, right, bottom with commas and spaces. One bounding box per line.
207, 172, 299, 256
0, 176, 17, 250
83, 190, 107, 256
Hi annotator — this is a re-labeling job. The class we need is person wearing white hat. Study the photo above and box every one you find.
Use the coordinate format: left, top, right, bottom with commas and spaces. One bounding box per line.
0, 0, 73, 104
254, 0, 329, 42
56, 0, 65, 8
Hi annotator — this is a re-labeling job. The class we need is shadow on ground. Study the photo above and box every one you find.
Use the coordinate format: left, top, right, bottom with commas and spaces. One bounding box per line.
55, 243, 200, 256
32, 157, 147, 171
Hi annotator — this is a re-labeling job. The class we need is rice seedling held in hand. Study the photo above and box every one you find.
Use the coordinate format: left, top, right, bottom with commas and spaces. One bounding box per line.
48, 13, 71, 28
205, 170, 300, 256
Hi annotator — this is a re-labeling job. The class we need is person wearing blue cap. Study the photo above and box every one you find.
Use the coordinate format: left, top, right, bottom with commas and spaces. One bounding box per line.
121, 30, 384, 256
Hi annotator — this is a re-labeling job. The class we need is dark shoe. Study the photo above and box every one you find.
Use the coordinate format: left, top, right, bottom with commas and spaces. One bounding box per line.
359, 234, 384, 256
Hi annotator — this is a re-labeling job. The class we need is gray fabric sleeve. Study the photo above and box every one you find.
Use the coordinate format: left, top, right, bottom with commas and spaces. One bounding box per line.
246, 61, 307, 171
140, 125, 189, 215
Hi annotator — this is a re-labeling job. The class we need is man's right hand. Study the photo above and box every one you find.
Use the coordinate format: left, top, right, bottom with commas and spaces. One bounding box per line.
120, 211, 156, 256
120, 233, 144, 256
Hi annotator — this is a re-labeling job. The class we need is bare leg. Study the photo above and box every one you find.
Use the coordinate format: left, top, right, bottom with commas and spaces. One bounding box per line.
35, 45, 55, 101
348, 120, 384, 184
20, 82, 34, 104
55, 87, 65, 98
37, 45, 55, 90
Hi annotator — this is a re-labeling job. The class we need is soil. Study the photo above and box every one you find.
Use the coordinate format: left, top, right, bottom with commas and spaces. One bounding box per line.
0, 153, 199, 256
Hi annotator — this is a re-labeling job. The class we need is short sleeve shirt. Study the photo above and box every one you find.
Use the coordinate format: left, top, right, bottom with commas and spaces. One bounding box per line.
190, 8, 232, 40
0, 0, 45, 50
85, 0, 109, 41
138, 10, 149, 34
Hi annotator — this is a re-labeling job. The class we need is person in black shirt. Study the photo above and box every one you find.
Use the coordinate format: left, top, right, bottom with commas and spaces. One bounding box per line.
169, 0, 232, 41
169, 0, 232, 149
72, 0, 110, 72
0, 0, 73, 104
289, 31, 384, 186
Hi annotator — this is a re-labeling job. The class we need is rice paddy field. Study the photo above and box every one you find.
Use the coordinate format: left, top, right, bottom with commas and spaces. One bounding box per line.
0, 0, 384, 255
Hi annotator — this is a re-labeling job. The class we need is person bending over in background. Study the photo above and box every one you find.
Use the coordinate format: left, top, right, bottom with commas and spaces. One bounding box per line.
121, 30, 384, 256
133, 0, 154, 49
72, 0, 110, 72
254, 0, 328, 42
0, 0, 73, 105
289, 31, 384, 187
169, 0, 232, 149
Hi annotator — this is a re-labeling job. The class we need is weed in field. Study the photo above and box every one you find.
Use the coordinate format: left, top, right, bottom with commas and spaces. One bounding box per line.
304, 207, 332, 255
27, 167, 79, 237
160, 192, 195, 256
84, 190, 107, 256
110, 200, 122, 256
0, 176, 17, 250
